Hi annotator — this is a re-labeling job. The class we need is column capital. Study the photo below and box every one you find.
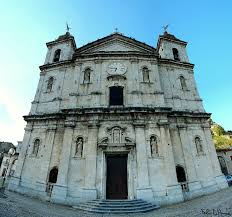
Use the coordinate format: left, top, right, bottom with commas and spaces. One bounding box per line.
88, 121, 100, 129
24, 127, 33, 132
177, 124, 187, 129
157, 119, 169, 126
133, 121, 146, 128
130, 58, 139, 63
94, 58, 103, 64
64, 120, 76, 128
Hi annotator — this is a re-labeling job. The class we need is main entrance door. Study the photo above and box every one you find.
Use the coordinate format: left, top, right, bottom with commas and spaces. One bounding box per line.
106, 155, 128, 199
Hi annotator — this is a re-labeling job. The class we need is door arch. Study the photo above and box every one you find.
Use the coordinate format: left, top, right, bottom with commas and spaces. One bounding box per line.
48, 167, 58, 183
176, 165, 187, 183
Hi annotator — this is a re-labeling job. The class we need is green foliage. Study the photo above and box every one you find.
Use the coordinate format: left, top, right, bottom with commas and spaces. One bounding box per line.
211, 124, 225, 136
211, 123, 232, 149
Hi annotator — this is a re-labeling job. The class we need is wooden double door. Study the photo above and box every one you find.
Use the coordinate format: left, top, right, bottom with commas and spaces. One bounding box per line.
106, 155, 128, 199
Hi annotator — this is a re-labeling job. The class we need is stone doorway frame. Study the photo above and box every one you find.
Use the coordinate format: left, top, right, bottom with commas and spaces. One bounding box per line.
101, 149, 135, 200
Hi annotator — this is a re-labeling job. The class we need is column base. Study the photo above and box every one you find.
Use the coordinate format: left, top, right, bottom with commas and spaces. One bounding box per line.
50, 184, 68, 204
215, 175, 228, 190
7, 176, 20, 191
81, 187, 97, 201
136, 186, 154, 202
166, 184, 184, 204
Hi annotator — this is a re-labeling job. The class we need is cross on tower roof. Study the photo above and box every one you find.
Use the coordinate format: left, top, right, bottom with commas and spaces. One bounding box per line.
66, 22, 71, 33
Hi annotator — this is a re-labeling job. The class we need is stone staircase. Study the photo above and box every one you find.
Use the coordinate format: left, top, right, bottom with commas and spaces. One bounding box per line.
73, 199, 160, 214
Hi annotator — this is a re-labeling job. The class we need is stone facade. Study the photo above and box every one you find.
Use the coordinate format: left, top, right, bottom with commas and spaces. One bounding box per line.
8, 31, 227, 206
217, 149, 232, 175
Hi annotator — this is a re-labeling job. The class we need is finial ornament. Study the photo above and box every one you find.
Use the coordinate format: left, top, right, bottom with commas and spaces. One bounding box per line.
162, 24, 169, 33
114, 27, 118, 33
66, 22, 71, 32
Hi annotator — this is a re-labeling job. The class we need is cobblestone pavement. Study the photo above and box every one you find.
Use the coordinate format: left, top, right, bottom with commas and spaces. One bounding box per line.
1, 187, 232, 217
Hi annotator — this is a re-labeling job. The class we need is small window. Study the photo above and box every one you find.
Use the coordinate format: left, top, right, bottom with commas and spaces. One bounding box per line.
195, 137, 203, 154
142, 67, 150, 82
180, 76, 187, 91
109, 86, 123, 106
172, 48, 180, 61
53, 49, 61, 62
32, 139, 40, 156
83, 68, 91, 83
47, 77, 54, 92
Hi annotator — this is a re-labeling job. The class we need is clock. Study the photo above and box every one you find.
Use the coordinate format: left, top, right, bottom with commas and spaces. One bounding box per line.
107, 62, 127, 75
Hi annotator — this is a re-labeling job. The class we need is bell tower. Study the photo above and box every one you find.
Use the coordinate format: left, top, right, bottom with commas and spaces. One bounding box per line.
157, 31, 189, 63
44, 31, 76, 64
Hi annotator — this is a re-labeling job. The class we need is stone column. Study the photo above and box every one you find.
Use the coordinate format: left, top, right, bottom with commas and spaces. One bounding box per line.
202, 125, 228, 189
134, 122, 153, 201
51, 119, 75, 203
158, 120, 183, 203
82, 122, 99, 200
8, 125, 33, 191
178, 125, 202, 195
36, 124, 56, 193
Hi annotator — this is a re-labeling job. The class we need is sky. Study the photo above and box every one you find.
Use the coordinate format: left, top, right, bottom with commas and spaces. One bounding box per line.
0, 0, 232, 145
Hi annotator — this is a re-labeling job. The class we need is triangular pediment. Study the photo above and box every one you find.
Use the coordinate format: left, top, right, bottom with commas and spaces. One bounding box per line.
76, 33, 156, 55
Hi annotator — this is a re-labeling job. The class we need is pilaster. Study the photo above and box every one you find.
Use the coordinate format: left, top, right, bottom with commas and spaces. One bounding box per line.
134, 122, 153, 202
51, 119, 75, 203
158, 119, 183, 203
8, 125, 33, 191
81, 121, 99, 200
178, 124, 202, 194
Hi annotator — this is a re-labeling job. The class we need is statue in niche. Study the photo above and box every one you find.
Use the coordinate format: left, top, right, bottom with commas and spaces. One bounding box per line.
142, 67, 150, 82
150, 136, 158, 156
113, 129, 120, 143
75, 137, 83, 157
84, 68, 91, 83
195, 137, 203, 154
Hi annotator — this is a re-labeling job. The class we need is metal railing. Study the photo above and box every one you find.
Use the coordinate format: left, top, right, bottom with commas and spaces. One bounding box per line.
46, 183, 54, 196
180, 182, 189, 192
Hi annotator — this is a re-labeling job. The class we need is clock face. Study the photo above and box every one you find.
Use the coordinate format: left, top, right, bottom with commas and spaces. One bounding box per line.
107, 62, 127, 75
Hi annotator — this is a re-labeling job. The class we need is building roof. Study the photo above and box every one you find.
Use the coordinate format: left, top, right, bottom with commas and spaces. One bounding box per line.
46, 32, 76, 48
75, 32, 157, 54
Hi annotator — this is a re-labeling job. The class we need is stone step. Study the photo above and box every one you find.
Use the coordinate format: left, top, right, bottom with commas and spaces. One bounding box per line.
77, 203, 155, 210
84, 200, 148, 206
73, 199, 160, 214
74, 205, 159, 214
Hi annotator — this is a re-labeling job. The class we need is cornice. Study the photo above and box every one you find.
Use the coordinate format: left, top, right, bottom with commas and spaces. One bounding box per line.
39, 60, 73, 71
158, 58, 194, 69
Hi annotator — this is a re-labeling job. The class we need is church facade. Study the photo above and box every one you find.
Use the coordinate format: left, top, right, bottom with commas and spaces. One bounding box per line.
8, 31, 227, 205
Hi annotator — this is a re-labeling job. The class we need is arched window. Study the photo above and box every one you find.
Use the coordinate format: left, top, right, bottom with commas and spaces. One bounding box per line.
142, 67, 150, 82
180, 76, 187, 91
48, 167, 58, 183
53, 49, 61, 62
150, 136, 158, 156
195, 136, 203, 154
47, 77, 54, 92
172, 48, 180, 61
83, 68, 91, 83
32, 139, 40, 156
75, 137, 83, 157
